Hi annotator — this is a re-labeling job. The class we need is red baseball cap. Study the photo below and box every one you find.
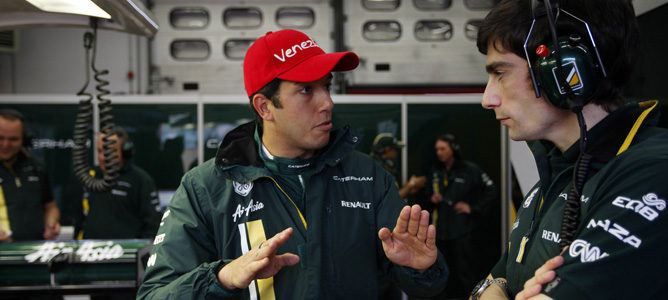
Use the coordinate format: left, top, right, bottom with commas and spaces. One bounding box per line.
243, 29, 359, 97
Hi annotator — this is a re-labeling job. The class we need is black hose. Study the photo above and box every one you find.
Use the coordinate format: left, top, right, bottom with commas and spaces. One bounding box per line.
72, 21, 120, 193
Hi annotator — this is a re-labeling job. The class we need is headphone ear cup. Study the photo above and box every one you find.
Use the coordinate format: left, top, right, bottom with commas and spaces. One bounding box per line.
535, 36, 600, 109
121, 140, 134, 159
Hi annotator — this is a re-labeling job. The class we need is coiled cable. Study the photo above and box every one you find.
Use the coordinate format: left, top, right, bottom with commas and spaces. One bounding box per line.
72, 21, 120, 193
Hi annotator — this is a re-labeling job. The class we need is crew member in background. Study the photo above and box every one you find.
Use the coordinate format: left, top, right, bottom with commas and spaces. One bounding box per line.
0, 109, 60, 242
370, 132, 427, 300
371, 133, 426, 199
77, 126, 161, 239
473, 0, 668, 299
429, 133, 497, 299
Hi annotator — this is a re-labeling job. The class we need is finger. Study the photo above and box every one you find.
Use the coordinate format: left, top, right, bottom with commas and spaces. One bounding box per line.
378, 227, 393, 249
519, 282, 542, 299
275, 253, 300, 267
535, 256, 564, 277
407, 205, 421, 235
247, 257, 270, 273
393, 206, 411, 233
416, 210, 430, 242
426, 225, 436, 250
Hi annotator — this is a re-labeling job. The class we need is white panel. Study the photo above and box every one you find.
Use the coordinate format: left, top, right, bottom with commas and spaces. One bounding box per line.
509, 139, 539, 195
343, 0, 490, 86
150, 0, 332, 94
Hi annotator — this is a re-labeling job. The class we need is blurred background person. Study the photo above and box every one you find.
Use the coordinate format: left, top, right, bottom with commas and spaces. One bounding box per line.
76, 126, 161, 240
371, 133, 426, 199
0, 109, 59, 242
429, 133, 498, 300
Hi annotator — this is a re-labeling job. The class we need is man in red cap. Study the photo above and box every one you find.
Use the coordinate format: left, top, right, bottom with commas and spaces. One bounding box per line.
138, 29, 447, 299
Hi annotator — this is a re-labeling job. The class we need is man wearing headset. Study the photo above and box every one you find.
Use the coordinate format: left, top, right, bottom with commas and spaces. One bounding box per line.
472, 0, 668, 299
429, 134, 497, 299
371, 133, 426, 200
77, 126, 161, 239
0, 109, 60, 242
139, 29, 447, 299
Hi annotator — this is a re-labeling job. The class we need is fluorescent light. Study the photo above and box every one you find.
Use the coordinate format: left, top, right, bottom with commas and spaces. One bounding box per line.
25, 0, 112, 19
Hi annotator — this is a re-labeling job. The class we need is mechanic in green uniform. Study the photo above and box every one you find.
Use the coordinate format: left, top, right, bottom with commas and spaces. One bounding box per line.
428, 134, 497, 299
77, 126, 161, 239
472, 0, 668, 299
371, 133, 426, 200
0, 109, 60, 242
138, 29, 448, 299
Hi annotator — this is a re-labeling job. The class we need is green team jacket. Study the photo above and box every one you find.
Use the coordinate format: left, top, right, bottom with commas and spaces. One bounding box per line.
80, 163, 161, 239
138, 122, 448, 299
0, 151, 53, 241
429, 160, 497, 240
491, 101, 668, 299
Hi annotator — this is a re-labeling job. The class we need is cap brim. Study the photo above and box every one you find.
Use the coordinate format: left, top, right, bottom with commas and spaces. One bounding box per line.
277, 51, 359, 83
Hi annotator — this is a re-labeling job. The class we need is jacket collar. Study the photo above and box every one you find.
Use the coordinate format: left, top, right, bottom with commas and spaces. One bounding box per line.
529, 100, 660, 186
214, 121, 360, 179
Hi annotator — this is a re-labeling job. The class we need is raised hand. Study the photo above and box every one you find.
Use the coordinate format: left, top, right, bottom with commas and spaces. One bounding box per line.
378, 204, 438, 272
217, 227, 300, 290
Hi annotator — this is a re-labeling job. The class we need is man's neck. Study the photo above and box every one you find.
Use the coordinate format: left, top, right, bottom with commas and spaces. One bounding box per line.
444, 157, 455, 171
548, 103, 610, 153
261, 123, 314, 160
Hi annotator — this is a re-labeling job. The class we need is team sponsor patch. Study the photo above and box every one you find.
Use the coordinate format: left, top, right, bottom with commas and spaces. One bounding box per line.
544, 276, 562, 293
332, 175, 373, 182
232, 199, 264, 222
340, 200, 371, 209
541, 229, 561, 244
558, 193, 568, 201
153, 233, 165, 245
233, 181, 253, 197
147, 253, 157, 267
569, 239, 609, 263
524, 188, 539, 208
117, 181, 131, 188
288, 163, 310, 169
553, 61, 584, 94
111, 189, 127, 197
512, 219, 520, 231
27, 176, 40, 182
586, 219, 641, 248
611, 193, 665, 221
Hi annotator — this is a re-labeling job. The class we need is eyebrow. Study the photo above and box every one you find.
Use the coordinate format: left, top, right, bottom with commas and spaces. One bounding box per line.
485, 61, 512, 74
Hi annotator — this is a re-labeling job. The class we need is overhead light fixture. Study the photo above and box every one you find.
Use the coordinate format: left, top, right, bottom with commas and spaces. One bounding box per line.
25, 0, 111, 19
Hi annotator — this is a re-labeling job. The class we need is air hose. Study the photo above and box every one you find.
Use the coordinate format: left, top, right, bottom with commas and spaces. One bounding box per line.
72, 21, 120, 193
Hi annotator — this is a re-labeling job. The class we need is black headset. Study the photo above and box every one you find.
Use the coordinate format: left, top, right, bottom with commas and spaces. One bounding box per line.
0, 108, 33, 148
525, 0, 607, 110
437, 133, 461, 160
105, 126, 135, 160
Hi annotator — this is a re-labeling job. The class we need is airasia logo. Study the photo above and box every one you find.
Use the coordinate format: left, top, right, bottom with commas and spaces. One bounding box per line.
24, 241, 124, 263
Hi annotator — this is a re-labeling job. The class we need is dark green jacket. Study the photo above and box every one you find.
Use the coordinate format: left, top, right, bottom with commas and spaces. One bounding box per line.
138, 122, 448, 299
0, 151, 53, 241
430, 160, 497, 240
491, 101, 668, 299
81, 163, 161, 239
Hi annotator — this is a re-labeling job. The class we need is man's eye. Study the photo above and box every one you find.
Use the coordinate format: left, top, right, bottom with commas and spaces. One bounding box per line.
300, 86, 312, 94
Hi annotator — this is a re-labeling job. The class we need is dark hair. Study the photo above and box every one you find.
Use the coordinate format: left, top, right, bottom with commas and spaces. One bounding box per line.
436, 133, 462, 160
477, 0, 639, 111
249, 78, 283, 122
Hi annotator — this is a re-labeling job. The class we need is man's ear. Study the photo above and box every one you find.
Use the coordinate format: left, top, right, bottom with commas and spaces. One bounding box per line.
252, 93, 274, 122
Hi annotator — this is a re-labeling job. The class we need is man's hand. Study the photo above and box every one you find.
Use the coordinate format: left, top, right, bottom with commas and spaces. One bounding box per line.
515, 255, 564, 300
218, 227, 300, 290
454, 202, 471, 214
431, 193, 443, 204
378, 204, 437, 272
408, 176, 427, 193
43, 220, 60, 240
0, 230, 12, 242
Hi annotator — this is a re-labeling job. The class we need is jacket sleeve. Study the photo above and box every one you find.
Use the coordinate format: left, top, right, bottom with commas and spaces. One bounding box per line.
137, 172, 162, 239
137, 173, 238, 299
469, 166, 498, 215
542, 156, 668, 299
374, 164, 448, 297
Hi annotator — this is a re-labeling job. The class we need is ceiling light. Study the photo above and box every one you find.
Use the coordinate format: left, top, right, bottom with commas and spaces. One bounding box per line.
25, 0, 111, 19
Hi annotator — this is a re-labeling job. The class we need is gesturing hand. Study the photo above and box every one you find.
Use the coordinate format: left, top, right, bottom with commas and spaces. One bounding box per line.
378, 204, 438, 272
515, 255, 564, 300
218, 227, 300, 290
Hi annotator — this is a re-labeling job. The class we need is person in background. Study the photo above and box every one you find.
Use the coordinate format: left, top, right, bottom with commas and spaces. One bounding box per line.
0, 109, 59, 242
77, 126, 161, 239
138, 29, 447, 299
429, 133, 497, 299
371, 133, 427, 200
473, 0, 668, 299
